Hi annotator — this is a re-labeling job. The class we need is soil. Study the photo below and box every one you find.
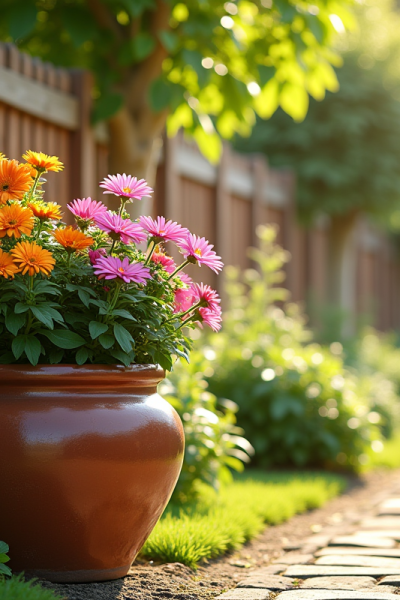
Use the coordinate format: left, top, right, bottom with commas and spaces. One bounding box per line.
40, 469, 399, 600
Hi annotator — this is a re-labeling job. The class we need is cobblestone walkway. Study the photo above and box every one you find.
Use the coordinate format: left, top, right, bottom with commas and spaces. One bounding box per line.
216, 474, 400, 600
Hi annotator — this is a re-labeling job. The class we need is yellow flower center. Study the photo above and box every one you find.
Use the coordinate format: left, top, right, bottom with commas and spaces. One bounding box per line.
195, 248, 202, 257
122, 187, 131, 194
8, 220, 17, 226
2, 184, 9, 191
118, 267, 125, 273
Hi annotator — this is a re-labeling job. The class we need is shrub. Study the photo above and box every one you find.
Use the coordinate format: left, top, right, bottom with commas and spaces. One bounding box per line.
0, 575, 62, 600
161, 351, 254, 503
206, 226, 383, 470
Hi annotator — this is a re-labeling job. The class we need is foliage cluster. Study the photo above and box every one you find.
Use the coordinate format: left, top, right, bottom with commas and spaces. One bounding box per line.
203, 226, 392, 470
234, 0, 400, 222
0, 0, 354, 161
0, 575, 61, 600
0, 152, 222, 369
0, 542, 10, 579
141, 471, 345, 567
160, 350, 254, 503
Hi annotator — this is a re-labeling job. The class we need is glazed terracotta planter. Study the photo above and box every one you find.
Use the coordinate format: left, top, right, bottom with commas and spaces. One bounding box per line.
0, 364, 184, 583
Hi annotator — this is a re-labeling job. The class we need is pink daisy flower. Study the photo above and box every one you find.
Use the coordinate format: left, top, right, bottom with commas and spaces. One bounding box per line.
179, 273, 192, 285
95, 211, 146, 245
197, 306, 222, 332
93, 256, 151, 284
174, 288, 195, 314
100, 174, 153, 200
191, 282, 221, 312
139, 216, 188, 243
151, 252, 176, 274
88, 248, 107, 265
178, 234, 223, 273
68, 197, 108, 222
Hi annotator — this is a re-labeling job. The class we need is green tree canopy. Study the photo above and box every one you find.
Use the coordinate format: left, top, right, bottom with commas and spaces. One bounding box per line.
0, 0, 353, 176
234, 0, 400, 223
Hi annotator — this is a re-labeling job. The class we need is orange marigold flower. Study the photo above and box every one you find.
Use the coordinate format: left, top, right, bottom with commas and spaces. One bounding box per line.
23, 150, 64, 173
54, 226, 94, 252
0, 159, 32, 204
11, 241, 55, 277
0, 204, 34, 238
0, 249, 19, 279
28, 201, 62, 221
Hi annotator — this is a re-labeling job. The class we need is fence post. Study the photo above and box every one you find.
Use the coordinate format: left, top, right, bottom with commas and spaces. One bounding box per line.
215, 143, 231, 272
70, 70, 97, 202
164, 133, 181, 224
251, 155, 268, 248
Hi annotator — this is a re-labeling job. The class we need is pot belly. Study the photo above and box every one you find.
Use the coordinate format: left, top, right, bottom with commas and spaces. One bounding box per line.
1, 392, 184, 582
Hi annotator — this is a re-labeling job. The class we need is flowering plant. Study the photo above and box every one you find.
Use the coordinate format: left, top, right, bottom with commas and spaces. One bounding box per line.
0, 151, 223, 370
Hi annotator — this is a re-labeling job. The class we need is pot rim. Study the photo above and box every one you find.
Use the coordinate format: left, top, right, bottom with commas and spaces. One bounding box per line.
0, 363, 165, 388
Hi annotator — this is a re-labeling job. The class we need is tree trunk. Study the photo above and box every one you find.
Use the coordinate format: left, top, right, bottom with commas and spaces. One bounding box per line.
327, 211, 359, 338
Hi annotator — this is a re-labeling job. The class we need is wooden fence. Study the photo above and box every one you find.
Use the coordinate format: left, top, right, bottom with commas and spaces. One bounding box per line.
0, 43, 399, 332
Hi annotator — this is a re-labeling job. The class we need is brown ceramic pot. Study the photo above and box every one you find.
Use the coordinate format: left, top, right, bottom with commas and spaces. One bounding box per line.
0, 364, 184, 583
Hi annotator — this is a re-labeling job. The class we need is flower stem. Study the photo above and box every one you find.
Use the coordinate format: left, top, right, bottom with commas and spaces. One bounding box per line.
167, 260, 190, 281
118, 198, 127, 216
110, 239, 117, 256
177, 314, 198, 330
166, 301, 201, 324
144, 240, 156, 266
36, 221, 43, 240
28, 171, 41, 201
109, 283, 121, 311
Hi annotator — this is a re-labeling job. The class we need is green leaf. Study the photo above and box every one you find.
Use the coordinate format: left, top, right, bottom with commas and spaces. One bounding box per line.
0, 542, 9, 554
112, 309, 136, 321
0, 562, 11, 576
89, 321, 109, 339
92, 93, 123, 123
110, 348, 134, 367
40, 329, 86, 349
254, 79, 280, 119
61, 6, 97, 48
7, 2, 37, 40
133, 33, 156, 61
24, 336, 41, 366
12, 335, 26, 360
78, 289, 90, 308
159, 30, 179, 53
149, 78, 173, 112
0, 554, 10, 563
121, 0, 155, 18
14, 302, 30, 314
30, 306, 54, 329
76, 347, 89, 365
48, 349, 64, 364
5, 311, 26, 336
154, 350, 173, 371
280, 82, 309, 122
99, 333, 115, 349
114, 324, 134, 354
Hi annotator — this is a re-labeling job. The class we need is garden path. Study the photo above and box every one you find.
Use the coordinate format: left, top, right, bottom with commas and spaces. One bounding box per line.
216, 471, 400, 600
42, 470, 400, 600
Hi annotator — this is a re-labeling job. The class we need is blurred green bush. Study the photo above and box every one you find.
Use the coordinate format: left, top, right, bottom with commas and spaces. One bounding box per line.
160, 354, 254, 503
203, 225, 390, 470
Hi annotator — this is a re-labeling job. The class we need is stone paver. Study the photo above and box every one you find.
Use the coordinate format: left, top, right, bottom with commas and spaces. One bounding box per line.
237, 575, 294, 590
378, 575, 400, 586
353, 530, 400, 541
216, 476, 400, 600
315, 555, 400, 568
361, 518, 400, 529
275, 591, 400, 599
330, 537, 396, 549
216, 589, 271, 600
284, 565, 400, 578
273, 553, 314, 565
300, 576, 376, 590
316, 547, 400, 558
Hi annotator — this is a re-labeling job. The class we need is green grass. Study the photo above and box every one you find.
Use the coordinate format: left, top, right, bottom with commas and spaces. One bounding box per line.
140, 471, 346, 568
0, 576, 62, 600
365, 433, 400, 470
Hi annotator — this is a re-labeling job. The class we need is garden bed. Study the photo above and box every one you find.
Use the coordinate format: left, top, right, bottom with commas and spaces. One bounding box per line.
35, 469, 399, 600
